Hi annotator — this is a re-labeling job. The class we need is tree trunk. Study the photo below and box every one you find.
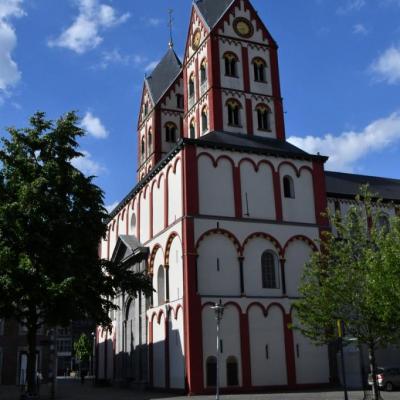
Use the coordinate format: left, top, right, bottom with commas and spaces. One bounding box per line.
368, 345, 380, 400
26, 324, 37, 396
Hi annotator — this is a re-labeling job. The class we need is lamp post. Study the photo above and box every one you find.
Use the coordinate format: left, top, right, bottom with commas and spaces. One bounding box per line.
211, 300, 224, 400
337, 320, 349, 400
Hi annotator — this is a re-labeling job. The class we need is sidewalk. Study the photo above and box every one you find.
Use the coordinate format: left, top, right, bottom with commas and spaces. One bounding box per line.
1, 380, 399, 400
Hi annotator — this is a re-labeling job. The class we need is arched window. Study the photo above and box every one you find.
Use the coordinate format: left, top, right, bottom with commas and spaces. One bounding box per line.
223, 52, 238, 77
144, 101, 149, 116
157, 265, 165, 305
253, 57, 267, 82
201, 107, 208, 133
141, 137, 145, 156
261, 251, 279, 289
148, 129, 152, 152
200, 59, 207, 84
190, 119, 196, 139
206, 356, 217, 387
165, 122, 177, 143
226, 356, 239, 386
256, 104, 271, 131
189, 73, 195, 98
226, 99, 241, 126
130, 213, 136, 230
283, 175, 295, 198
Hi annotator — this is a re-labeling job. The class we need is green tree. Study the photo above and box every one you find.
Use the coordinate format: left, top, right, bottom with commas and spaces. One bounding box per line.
74, 333, 91, 366
0, 112, 153, 397
295, 187, 400, 400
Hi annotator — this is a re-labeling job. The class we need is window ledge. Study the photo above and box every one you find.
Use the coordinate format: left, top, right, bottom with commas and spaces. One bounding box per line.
228, 124, 243, 128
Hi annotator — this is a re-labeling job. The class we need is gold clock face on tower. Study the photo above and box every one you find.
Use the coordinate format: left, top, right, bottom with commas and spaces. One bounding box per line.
233, 18, 254, 38
192, 29, 201, 51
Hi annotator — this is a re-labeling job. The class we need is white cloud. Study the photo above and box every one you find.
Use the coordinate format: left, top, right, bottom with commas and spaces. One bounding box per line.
72, 150, 106, 175
370, 45, 400, 84
0, 0, 24, 97
353, 23, 368, 35
288, 112, 400, 172
105, 201, 119, 213
48, 0, 130, 54
337, 0, 366, 14
147, 18, 162, 27
145, 60, 159, 72
94, 49, 148, 69
81, 111, 108, 138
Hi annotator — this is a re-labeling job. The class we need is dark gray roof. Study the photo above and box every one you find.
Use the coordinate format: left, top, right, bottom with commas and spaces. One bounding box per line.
195, 0, 234, 28
196, 131, 325, 160
145, 48, 182, 104
325, 171, 400, 201
111, 235, 149, 264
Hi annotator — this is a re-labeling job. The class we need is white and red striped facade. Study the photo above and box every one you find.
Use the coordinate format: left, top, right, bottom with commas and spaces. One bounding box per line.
97, 0, 337, 394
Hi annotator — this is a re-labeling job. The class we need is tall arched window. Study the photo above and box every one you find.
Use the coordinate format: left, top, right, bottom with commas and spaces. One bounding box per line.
256, 104, 271, 131
283, 175, 295, 198
226, 356, 239, 386
200, 59, 207, 84
165, 122, 177, 143
201, 106, 208, 133
226, 99, 241, 126
141, 137, 145, 157
148, 129, 152, 153
190, 119, 196, 139
253, 57, 267, 82
261, 251, 278, 289
189, 73, 195, 98
144, 101, 149, 116
223, 52, 238, 77
157, 265, 165, 305
206, 356, 217, 387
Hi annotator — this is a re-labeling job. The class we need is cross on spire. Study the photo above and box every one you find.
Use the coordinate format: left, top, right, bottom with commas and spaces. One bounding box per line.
168, 9, 174, 48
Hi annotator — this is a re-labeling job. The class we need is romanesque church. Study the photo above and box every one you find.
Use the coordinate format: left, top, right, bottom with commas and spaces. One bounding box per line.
96, 0, 400, 394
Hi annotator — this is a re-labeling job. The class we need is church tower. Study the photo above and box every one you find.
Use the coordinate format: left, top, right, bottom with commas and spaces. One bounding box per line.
99, 0, 332, 395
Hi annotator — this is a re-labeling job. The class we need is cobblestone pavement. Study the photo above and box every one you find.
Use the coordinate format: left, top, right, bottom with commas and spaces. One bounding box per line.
1, 380, 400, 400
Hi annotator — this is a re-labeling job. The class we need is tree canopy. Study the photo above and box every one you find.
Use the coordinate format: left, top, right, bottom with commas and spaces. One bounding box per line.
295, 187, 400, 399
0, 111, 153, 395
74, 333, 92, 364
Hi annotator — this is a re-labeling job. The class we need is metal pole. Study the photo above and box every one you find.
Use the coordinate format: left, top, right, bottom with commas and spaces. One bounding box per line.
216, 316, 220, 400
339, 337, 349, 400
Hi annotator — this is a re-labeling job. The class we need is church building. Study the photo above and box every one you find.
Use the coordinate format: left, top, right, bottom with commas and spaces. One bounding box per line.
95, 0, 400, 394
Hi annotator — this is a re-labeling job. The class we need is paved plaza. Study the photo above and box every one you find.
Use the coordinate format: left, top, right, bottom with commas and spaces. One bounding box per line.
1, 380, 400, 400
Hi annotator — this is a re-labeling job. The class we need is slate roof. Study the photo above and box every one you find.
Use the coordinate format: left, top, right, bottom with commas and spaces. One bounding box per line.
145, 48, 182, 104
195, 0, 235, 28
195, 131, 326, 160
111, 235, 149, 264
325, 171, 400, 201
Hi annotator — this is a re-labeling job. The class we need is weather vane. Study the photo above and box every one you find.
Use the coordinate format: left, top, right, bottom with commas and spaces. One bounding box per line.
168, 8, 174, 48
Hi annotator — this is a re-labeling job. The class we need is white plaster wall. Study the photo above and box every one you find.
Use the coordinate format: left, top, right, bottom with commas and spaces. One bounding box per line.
101, 236, 108, 260
153, 178, 165, 236
197, 234, 241, 296
292, 313, 330, 384
118, 212, 126, 235
140, 189, 150, 243
242, 237, 282, 297
152, 248, 165, 307
127, 200, 137, 236
285, 240, 313, 298
169, 308, 185, 389
280, 165, 316, 224
240, 161, 276, 219
186, 15, 207, 61
162, 79, 184, 110
168, 159, 183, 224
219, 1, 268, 45
168, 236, 183, 302
198, 155, 235, 217
153, 314, 166, 388
202, 305, 242, 388
109, 221, 117, 260
248, 46, 272, 95
248, 305, 287, 386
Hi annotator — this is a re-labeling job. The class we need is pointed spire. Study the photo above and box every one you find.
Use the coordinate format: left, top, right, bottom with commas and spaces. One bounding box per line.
168, 9, 174, 48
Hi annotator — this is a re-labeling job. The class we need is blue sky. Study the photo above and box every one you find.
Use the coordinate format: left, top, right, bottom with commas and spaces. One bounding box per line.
0, 0, 400, 210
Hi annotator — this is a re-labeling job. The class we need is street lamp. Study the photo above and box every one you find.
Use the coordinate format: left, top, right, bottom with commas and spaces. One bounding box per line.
211, 300, 224, 400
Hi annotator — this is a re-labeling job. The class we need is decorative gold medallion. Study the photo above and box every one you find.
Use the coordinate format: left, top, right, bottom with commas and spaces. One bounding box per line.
233, 18, 254, 38
192, 29, 201, 51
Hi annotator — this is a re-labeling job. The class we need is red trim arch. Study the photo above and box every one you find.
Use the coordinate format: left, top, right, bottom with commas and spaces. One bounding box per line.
156, 308, 166, 324
246, 301, 286, 316
278, 161, 300, 177
148, 244, 163, 274
164, 231, 181, 266
242, 232, 284, 257
283, 235, 318, 254
171, 303, 183, 320
196, 228, 242, 256
197, 152, 236, 169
